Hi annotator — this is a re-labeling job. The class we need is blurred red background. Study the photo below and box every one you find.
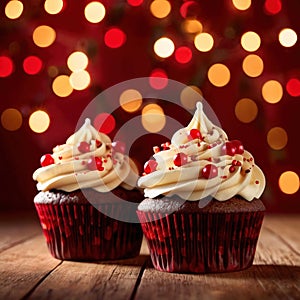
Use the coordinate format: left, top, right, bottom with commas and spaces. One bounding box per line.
0, 0, 299, 213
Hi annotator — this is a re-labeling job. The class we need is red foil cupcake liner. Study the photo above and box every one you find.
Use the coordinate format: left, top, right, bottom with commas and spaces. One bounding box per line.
35, 202, 143, 261
137, 211, 264, 273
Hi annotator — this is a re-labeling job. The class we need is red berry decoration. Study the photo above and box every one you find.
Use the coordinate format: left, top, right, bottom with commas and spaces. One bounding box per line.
144, 159, 158, 174
221, 141, 236, 156
229, 166, 236, 173
173, 152, 188, 167
77, 141, 90, 153
40, 154, 55, 167
188, 129, 203, 141
201, 164, 218, 179
87, 157, 104, 171
112, 141, 126, 154
231, 140, 244, 155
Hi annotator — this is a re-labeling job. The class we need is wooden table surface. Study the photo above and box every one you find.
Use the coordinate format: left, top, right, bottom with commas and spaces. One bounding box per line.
0, 213, 299, 300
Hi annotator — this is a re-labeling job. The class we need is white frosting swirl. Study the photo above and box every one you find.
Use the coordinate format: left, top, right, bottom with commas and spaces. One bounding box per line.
138, 102, 265, 201
33, 119, 138, 192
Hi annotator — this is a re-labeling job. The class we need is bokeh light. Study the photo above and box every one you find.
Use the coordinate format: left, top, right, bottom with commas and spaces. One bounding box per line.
232, 0, 251, 11
67, 51, 88, 72
52, 75, 73, 97
84, 1, 106, 23
235, 98, 258, 123
182, 19, 203, 34
119, 89, 143, 112
175, 46, 192, 64
241, 31, 261, 52
33, 25, 56, 48
0, 56, 14, 77
23, 56, 43, 75
267, 127, 288, 150
104, 28, 126, 48
93, 113, 116, 134
286, 78, 300, 97
262, 80, 283, 103
44, 0, 64, 15
69, 70, 91, 90
194, 33, 214, 52
142, 104, 166, 133
279, 28, 297, 48
208, 63, 231, 87
150, 0, 171, 19
29, 110, 50, 133
180, 1, 200, 18
242, 54, 264, 77
264, 0, 282, 15
127, 0, 143, 6
154, 37, 175, 58
1, 108, 22, 131
279, 171, 299, 195
5, 0, 23, 19
180, 85, 203, 110
149, 69, 168, 89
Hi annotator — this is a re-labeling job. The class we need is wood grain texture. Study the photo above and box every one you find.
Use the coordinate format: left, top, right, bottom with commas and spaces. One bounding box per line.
0, 212, 40, 253
0, 235, 61, 300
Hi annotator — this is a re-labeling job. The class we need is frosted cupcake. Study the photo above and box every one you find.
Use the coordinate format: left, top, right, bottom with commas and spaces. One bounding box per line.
33, 119, 143, 261
137, 102, 265, 273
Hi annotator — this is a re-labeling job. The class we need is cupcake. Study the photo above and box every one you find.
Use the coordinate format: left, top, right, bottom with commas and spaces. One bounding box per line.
33, 118, 143, 261
137, 102, 265, 273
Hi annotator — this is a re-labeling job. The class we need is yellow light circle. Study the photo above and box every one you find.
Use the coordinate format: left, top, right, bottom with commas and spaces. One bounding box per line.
180, 86, 203, 110
150, 0, 171, 19
279, 28, 297, 48
242, 54, 264, 77
241, 31, 261, 52
194, 33, 214, 52
5, 0, 23, 19
1, 108, 22, 131
232, 0, 251, 10
267, 127, 288, 150
84, 1, 106, 23
44, 0, 63, 15
208, 63, 231, 87
262, 80, 283, 103
29, 110, 50, 133
235, 98, 258, 123
279, 171, 299, 195
142, 104, 166, 133
69, 70, 91, 90
67, 51, 88, 72
33, 25, 56, 48
119, 89, 143, 112
182, 19, 203, 34
52, 75, 73, 97
154, 37, 175, 58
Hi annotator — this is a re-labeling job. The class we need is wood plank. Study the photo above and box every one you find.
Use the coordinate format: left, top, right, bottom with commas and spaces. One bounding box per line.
0, 212, 41, 252
0, 235, 61, 300
28, 253, 149, 300
135, 215, 300, 300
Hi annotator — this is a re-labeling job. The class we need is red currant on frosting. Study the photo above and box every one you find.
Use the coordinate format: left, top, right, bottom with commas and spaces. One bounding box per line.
173, 152, 188, 167
144, 159, 158, 174
77, 141, 90, 153
231, 140, 244, 155
40, 154, 55, 167
87, 157, 104, 171
112, 141, 126, 154
221, 141, 236, 156
188, 129, 203, 141
201, 164, 218, 179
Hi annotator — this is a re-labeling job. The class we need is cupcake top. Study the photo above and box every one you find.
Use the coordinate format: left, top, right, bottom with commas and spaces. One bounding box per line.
33, 118, 138, 193
138, 102, 265, 201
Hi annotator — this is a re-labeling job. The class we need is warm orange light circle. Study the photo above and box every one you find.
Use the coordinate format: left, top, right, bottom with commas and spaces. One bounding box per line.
235, 98, 258, 123
262, 80, 283, 103
1, 108, 23, 131
267, 127, 288, 150
242, 54, 264, 77
279, 171, 299, 194
208, 64, 231, 87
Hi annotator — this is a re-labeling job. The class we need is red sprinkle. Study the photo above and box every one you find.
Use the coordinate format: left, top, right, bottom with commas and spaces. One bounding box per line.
255, 180, 259, 184
59, 156, 62, 160
40, 154, 55, 167
153, 146, 160, 153
144, 159, 158, 174
173, 152, 188, 167
229, 166, 235, 173
77, 141, 90, 153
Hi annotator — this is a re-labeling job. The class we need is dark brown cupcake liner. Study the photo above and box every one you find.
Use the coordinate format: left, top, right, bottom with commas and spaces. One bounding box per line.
35, 202, 143, 261
137, 210, 264, 273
